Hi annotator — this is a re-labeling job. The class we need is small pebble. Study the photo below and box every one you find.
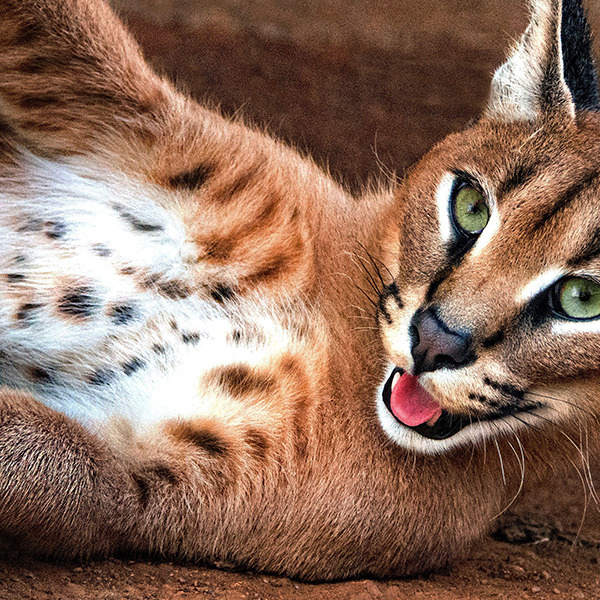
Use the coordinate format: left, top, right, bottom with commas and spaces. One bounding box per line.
531, 586, 541, 593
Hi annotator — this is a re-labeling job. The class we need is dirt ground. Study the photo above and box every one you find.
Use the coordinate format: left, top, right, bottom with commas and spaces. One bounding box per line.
2, 0, 600, 598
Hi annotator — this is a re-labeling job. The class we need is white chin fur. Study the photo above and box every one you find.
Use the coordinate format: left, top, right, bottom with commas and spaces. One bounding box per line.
375, 372, 550, 455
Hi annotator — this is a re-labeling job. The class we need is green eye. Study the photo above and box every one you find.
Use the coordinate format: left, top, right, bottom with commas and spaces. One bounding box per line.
452, 185, 489, 235
556, 277, 600, 320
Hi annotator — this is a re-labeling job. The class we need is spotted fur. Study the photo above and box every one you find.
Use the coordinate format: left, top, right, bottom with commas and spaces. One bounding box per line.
0, 0, 598, 583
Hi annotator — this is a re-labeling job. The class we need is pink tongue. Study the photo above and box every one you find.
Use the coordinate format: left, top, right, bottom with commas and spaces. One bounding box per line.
390, 373, 442, 427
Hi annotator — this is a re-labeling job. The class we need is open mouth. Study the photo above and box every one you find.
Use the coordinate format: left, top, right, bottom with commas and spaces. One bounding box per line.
381, 368, 468, 440
382, 368, 544, 442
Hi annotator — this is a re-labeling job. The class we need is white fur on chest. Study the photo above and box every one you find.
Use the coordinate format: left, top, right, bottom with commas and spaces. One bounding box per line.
0, 154, 290, 430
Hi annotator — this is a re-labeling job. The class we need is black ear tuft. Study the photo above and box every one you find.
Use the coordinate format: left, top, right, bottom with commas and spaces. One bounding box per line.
561, 0, 600, 110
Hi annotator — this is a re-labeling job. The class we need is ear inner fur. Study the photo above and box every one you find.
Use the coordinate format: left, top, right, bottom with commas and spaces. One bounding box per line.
486, 0, 575, 121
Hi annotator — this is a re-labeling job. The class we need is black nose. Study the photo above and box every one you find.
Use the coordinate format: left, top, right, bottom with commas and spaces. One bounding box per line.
410, 308, 473, 375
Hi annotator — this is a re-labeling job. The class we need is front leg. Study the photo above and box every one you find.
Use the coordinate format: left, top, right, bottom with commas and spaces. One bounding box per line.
0, 389, 135, 557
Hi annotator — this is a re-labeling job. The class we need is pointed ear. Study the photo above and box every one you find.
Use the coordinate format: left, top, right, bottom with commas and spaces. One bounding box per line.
485, 0, 599, 121
0, 0, 173, 158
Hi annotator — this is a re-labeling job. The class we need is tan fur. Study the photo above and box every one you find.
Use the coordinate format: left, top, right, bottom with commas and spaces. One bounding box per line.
0, 0, 597, 582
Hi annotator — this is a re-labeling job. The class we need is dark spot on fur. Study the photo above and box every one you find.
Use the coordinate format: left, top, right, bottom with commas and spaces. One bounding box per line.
148, 464, 179, 485
132, 463, 180, 507
113, 204, 163, 233
232, 330, 243, 343
45, 220, 67, 239
5, 273, 25, 282
58, 286, 98, 318
131, 473, 150, 508
245, 429, 270, 460
27, 366, 53, 384
16, 302, 41, 323
108, 303, 137, 325
170, 422, 229, 457
212, 364, 275, 398
89, 368, 116, 386
168, 164, 213, 190
158, 280, 192, 300
12, 255, 26, 265
120, 266, 137, 276
152, 343, 167, 354
19, 55, 57, 74
216, 163, 262, 202
141, 273, 161, 288
18, 217, 43, 233
20, 121, 64, 133
182, 332, 201, 345
91, 244, 112, 257
123, 357, 145, 376
15, 21, 44, 46
210, 283, 235, 303
203, 236, 236, 261
244, 255, 289, 285
19, 94, 62, 110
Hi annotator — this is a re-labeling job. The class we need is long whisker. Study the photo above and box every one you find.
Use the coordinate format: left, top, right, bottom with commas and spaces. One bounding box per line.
524, 391, 597, 419
567, 455, 590, 546
559, 430, 600, 505
493, 433, 506, 486
493, 425, 526, 518
346, 253, 383, 297
355, 240, 394, 285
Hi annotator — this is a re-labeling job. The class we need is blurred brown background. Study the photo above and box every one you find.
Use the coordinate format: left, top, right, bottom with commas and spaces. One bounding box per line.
108, 0, 537, 189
